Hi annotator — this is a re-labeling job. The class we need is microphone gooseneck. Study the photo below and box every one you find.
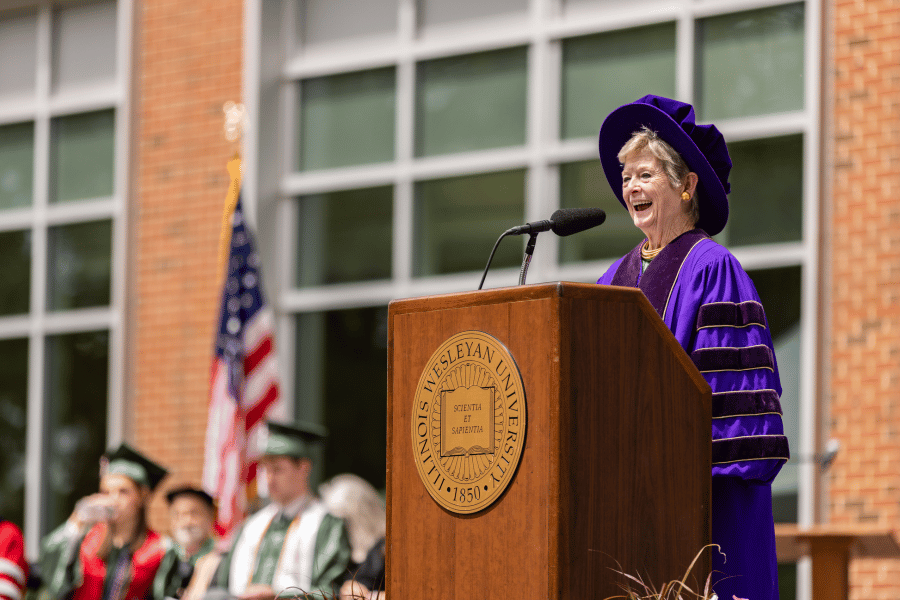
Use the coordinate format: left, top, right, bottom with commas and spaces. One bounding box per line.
506, 220, 553, 236
477, 207, 607, 290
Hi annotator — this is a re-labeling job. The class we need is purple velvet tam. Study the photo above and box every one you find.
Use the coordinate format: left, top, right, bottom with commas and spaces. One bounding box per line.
598, 94, 732, 237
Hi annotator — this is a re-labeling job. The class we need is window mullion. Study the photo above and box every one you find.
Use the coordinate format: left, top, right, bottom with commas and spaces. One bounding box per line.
675, 7, 694, 104
394, 0, 416, 290
526, 0, 555, 282
23, 0, 53, 554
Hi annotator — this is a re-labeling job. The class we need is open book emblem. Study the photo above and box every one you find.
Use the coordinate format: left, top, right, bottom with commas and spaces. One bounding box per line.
441, 384, 495, 457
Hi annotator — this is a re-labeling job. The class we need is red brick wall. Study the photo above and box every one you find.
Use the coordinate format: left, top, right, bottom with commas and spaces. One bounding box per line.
128, 0, 244, 531
828, 0, 900, 597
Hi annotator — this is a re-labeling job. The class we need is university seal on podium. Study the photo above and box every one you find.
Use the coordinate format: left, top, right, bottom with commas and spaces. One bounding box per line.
411, 330, 527, 514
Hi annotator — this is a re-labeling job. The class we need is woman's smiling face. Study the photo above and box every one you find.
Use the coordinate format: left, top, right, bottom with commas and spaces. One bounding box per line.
621, 149, 690, 245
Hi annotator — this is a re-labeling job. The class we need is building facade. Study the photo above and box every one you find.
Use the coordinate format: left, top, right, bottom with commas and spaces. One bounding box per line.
0, 0, 896, 597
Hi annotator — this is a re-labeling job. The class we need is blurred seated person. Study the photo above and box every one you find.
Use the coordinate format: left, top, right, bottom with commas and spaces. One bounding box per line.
41, 444, 168, 600
210, 421, 351, 600
319, 475, 385, 600
153, 487, 218, 600
0, 519, 27, 600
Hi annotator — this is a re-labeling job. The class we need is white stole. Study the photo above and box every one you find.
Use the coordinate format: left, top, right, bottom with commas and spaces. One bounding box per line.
228, 500, 329, 595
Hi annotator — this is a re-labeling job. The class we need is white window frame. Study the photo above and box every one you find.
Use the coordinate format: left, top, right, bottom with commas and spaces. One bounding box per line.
0, 0, 130, 556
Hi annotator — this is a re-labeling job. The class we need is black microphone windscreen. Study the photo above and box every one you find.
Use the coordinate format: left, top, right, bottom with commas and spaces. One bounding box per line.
550, 207, 606, 237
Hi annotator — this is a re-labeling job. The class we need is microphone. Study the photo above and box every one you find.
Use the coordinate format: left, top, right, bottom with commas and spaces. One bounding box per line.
506, 207, 606, 237
478, 207, 607, 290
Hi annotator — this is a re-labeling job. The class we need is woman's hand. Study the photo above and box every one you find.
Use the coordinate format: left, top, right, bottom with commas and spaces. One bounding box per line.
71, 494, 115, 529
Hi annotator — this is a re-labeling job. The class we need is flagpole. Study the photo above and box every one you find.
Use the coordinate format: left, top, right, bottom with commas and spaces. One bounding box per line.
212, 101, 267, 527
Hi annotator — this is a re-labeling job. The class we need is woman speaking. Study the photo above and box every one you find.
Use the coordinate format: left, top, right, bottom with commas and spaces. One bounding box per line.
596, 95, 790, 600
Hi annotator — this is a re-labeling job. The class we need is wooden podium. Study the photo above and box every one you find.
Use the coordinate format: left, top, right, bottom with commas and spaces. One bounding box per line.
387, 283, 711, 599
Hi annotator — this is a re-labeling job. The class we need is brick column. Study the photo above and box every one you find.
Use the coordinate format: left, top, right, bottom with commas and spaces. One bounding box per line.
129, 0, 244, 531
828, 0, 900, 597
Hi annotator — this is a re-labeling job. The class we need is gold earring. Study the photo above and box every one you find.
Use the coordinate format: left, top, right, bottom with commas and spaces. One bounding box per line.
681, 192, 691, 201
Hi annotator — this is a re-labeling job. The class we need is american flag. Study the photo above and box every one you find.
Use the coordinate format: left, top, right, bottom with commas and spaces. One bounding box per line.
203, 188, 282, 537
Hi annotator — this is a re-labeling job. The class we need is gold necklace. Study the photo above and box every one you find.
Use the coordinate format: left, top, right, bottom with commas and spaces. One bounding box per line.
641, 240, 663, 261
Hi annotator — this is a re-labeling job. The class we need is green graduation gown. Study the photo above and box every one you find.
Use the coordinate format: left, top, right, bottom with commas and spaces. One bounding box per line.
214, 498, 350, 598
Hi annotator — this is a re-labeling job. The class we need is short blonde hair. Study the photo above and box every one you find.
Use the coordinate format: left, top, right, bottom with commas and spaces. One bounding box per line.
618, 127, 699, 225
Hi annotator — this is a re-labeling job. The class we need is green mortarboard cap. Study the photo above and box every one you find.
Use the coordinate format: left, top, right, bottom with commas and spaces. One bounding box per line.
262, 420, 328, 459
103, 443, 168, 491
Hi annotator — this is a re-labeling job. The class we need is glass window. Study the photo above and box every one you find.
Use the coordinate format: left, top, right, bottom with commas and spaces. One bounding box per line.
561, 23, 676, 140
51, 110, 116, 204
415, 47, 527, 157
295, 307, 387, 490
414, 169, 525, 277
297, 0, 397, 49
300, 68, 396, 171
0, 122, 34, 210
43, 330, 109, 534
0, 230, 30, 316
748, 265, 801, 524
720, 134, 803, 247
0, 10, 37, 99
696, 3, 805, 121
47, 220, 112, 311
0, 338, 28, 527
52, 0, 117, 92
418, 0, 527, 30
559, 160, 643, 262
778, 563, 798, 600
296, 186, 393, 287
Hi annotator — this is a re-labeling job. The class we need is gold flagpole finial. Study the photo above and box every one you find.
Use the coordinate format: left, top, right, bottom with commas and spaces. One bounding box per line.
223, 101, 247, 159
220, 101, 246, 284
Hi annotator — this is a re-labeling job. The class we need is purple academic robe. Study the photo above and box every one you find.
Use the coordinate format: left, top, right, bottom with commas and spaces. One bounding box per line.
597, 229, 789, 600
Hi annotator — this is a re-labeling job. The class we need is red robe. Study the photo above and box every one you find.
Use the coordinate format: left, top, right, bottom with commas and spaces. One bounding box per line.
0, 521, 27, 600
74, 524, 165, 600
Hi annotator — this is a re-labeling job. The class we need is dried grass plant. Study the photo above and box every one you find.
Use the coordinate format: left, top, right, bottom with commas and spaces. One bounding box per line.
282, 546, 733, 600
281, 579, 383, 600
604, 544, 729, 600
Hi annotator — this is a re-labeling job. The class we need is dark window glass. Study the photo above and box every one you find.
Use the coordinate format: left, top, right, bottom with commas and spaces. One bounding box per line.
414, 170, 525, 277
696, 3, 804, 121
47, 220, 112, 310
300, 68, 396, 171
415, 47, 527, 156
50, 110, 115, 203
561, 23, 676, 140
43, 330, 109, 534
296, 186, 393, 287
296, 307, 387, 490
0, 338, 28, 526
0, 122, 34, 210
723, 134, 803, 247
0, 230, 30, 315
778, 562, 797, 599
